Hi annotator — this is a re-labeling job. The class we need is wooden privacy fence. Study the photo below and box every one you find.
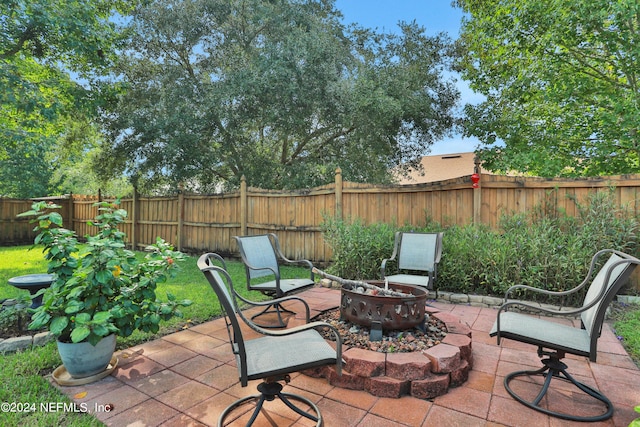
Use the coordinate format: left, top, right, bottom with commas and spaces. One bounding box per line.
3, 170, 640, 263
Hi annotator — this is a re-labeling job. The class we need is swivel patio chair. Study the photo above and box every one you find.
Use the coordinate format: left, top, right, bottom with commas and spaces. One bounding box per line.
380, 231, 443, 291
197, 253, 342, 427
234, 233, 315, 327
490, 249, 640, 422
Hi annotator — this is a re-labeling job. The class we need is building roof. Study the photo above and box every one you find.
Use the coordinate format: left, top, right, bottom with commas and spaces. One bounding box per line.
395, 152, 485, 184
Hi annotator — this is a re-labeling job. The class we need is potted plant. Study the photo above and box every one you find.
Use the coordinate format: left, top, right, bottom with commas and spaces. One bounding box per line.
19, 201, 191, 380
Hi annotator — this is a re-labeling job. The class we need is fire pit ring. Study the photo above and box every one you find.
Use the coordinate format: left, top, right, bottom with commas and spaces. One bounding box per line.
340, 281, 427, 331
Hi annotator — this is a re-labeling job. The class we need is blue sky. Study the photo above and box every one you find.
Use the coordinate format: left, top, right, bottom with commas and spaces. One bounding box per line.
334, 0, 482, 155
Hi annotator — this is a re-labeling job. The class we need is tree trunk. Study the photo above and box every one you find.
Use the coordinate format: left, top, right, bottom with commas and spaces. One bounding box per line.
312, 268, 414, 298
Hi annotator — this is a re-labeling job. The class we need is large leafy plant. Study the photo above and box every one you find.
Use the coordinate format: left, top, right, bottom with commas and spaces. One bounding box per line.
20, 201, 191, 345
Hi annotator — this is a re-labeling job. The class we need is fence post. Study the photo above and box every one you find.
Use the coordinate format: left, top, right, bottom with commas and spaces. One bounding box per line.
473, 156, 482, 224
131, 186, 139, 250
67, 193, 74, 232
177, 183, 184, 251
240, 175, 247, 236
335, 167, 343, 220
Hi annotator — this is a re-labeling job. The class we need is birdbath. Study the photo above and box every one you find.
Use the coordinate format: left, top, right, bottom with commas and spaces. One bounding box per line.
8, 274, 54, 308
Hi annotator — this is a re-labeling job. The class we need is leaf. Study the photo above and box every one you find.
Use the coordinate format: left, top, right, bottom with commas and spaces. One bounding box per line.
50, 316, 69, 335
48, 212, 64, 226
92, 324, 109, 336
87, 333, 103, 346
92, 311, 112, 323
149, 313, 161, 325
74, 391, 88, 399
96, 269, 113, 284
68, 285, 87, 298
29, 310, 51, 329
64, 300, 84, 314
74, 312, 91, 324
71, 325, 91, 343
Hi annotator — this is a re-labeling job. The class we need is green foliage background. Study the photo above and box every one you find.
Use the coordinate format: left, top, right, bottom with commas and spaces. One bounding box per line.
321, 189, 639, 306
455, 0, 640, 177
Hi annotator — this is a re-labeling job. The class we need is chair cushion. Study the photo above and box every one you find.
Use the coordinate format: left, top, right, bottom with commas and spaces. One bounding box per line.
249, 278, 314, 294
398, 233, 439, 271
490, 311, 591, 357
243, 329, 337, 380
240, 236, 280, 280
385, 274, 430, 288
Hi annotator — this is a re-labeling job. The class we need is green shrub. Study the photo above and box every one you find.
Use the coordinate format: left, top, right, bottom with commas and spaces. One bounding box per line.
0, 295, 32, 337
437, 223, 508, 295
441, 189, 638, 304
320, 215, 397, 279
321, 189, 639, 305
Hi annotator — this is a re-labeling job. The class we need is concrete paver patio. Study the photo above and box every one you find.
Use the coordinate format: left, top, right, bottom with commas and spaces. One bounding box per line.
53, 287, 640, 426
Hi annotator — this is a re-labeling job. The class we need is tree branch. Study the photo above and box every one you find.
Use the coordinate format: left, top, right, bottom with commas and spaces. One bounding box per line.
0, 23, 36, 60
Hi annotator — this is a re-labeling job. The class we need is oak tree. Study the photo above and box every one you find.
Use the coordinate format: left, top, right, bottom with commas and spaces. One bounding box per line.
0, 0, 136, 197
455, 0, 640, 176
99, 0, 459, 191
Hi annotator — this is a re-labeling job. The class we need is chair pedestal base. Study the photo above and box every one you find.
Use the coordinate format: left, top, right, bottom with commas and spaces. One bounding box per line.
250, 303, 295, 328
504, 356, 613, 422
218, 381, 322, 427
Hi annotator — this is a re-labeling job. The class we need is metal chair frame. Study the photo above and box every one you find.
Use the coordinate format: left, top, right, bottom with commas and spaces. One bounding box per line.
234, 233, 315, 327
380, 231, 444, 291
490, 249, 640, 422
197, 253, 342, 427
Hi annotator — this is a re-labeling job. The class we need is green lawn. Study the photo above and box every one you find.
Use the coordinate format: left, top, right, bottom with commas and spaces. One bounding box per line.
612, 302, 640, 367
1, 245, 639, 425
0, 245, 304, 426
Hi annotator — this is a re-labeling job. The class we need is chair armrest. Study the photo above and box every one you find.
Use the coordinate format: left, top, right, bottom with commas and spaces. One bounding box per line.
282, 258, 314, 275
268, 233, 314, 279
499, 251, 630, 318
380, 257, 395, 279
500, 282, 593, 319
434, 232, 444, 264
497, 299, 585, 317
502, 250, 612, 303
381, 232, 402, 278
506, 249, 627, 303
503, 283, 587, 301
242, 261, 280, 279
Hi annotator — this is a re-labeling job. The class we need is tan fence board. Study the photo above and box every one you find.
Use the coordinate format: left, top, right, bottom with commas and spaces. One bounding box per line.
3, 172, 640, 266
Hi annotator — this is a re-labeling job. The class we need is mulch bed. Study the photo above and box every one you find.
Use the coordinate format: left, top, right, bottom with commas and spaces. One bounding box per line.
316, 308, 447, 353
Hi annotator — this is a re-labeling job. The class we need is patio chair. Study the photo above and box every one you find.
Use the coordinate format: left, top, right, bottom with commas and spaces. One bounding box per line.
197, 253, 342, 427
490, 249, 640, 422
234, 233, 315, 327
380, 231, 443, 291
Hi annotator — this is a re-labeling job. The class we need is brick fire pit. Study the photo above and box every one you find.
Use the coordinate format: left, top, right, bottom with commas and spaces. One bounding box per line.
304, 305, 473, 399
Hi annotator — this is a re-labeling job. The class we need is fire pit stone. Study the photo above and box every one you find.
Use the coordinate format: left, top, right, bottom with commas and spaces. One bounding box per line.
305, 306, 473, 399
298, 276, 473, 399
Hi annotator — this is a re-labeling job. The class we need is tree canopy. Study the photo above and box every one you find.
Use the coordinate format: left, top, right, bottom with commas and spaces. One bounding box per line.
455, 0, 640, 176
98, 0, 460, 191
0, 0, 136, 197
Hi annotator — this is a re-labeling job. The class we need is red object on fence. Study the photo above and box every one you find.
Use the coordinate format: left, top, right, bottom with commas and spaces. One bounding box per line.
471, 173, 480, 188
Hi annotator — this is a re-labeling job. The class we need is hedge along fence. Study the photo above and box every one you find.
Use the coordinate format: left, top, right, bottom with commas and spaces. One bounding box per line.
3, 170, 640, 266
